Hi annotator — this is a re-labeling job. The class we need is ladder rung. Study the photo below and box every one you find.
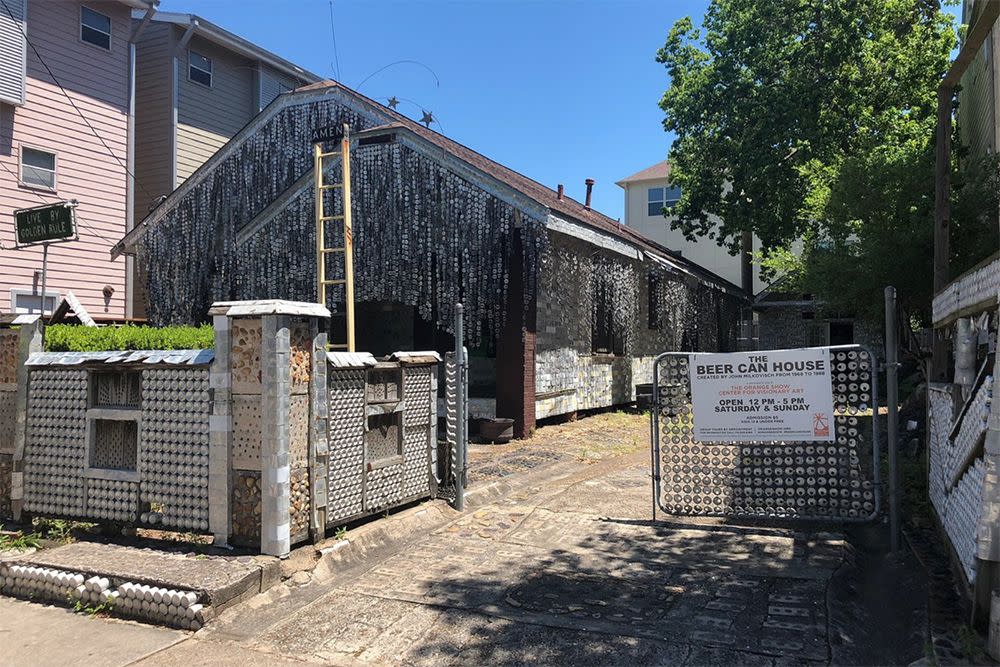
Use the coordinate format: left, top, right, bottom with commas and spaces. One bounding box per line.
320, 215, 344, 222
318, 151, 341, 159
321, 247, 345, 254
322, 279, 347, 285
319, 183, 343, 190
328, 343, 350, 350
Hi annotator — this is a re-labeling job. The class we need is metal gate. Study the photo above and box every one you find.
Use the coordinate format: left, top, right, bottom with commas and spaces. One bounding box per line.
651, 345, 881, 521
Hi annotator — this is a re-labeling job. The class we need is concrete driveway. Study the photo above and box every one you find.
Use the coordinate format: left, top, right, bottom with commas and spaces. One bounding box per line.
1, 413, 925, 665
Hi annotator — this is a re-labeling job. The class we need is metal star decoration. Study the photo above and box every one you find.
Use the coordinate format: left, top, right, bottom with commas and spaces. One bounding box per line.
387, 96, 399, 110
419, 110, 434, 128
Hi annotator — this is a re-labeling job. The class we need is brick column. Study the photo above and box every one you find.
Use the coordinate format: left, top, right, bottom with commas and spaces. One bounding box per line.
309, 323, 328, 541
260, 314, 291, 557
11, 315, 43, 521
208, 313, 232, 545
496, 233, 537, 439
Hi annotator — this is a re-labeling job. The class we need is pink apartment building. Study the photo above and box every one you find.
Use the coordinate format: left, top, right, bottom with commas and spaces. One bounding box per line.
0, 0, 156, 320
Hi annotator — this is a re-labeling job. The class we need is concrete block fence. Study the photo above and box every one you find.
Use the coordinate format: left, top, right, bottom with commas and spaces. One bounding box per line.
0, 301, 442, 559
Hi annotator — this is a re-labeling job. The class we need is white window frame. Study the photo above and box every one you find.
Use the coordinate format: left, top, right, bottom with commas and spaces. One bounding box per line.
647, 185, 682, 217
10, 288, 60, 315
19, 144, 57, 191
188, 50, 213, 87
79, 5, 112, 51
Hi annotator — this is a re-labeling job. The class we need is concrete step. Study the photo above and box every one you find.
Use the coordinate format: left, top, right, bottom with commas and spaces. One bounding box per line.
0, 541, 270, 630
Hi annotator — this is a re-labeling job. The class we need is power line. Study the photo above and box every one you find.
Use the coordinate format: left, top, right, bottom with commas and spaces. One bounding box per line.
0, 0, 150, 200
328, 0, 342, 81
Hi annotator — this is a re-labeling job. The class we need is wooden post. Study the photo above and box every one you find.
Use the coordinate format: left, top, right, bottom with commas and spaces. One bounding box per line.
341, 125, 355, 353
934, 86, 951, 294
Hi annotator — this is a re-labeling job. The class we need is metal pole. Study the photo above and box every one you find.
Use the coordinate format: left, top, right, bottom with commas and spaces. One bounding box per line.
40, 242, 49, 347
884, 286, 901, 553
454, 303, 466, 512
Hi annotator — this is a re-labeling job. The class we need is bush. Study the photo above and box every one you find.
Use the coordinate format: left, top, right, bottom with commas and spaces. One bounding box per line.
44, 324, 214, 352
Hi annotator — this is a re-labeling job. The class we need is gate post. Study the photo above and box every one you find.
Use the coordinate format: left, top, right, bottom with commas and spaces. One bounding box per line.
884, 286, 901, 553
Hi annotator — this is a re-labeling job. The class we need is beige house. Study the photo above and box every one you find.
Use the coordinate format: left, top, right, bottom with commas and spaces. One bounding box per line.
616, 160, 763, 293
130, 11, 320, 316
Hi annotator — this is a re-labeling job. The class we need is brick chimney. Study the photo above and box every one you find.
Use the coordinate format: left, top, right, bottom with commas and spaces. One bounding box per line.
556, 184, 564, 200
584, 178, 595, 209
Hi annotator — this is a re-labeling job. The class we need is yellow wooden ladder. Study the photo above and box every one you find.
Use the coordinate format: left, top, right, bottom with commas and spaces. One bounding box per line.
314, 123, 355, 352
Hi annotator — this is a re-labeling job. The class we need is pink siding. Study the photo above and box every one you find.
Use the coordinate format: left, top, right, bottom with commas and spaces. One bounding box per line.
0, 1, 131, 320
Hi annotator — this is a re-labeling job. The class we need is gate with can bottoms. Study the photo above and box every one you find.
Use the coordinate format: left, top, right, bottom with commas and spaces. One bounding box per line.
651, 345, 882, 521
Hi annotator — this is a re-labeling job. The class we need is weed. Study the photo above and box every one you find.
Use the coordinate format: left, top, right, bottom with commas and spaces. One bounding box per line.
0, 525, 40, 551
32, 517, 91, 544
72, 597, 115, 617
956, 624, 988, 663
334, 526, 348, 541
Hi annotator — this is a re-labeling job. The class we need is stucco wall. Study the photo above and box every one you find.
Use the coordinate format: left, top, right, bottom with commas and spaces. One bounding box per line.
0, 0, 131, 319
621, 177, 764, 293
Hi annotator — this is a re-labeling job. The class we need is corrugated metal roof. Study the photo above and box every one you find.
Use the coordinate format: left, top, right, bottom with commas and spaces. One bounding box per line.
26, 349, 214, 366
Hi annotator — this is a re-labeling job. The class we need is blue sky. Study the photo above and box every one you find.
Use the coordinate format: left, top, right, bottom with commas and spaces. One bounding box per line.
160, 0, 711, 220
162, 1, 962, 221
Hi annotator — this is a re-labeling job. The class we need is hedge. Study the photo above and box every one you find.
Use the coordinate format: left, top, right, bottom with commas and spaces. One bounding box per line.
44, 324, 215, 352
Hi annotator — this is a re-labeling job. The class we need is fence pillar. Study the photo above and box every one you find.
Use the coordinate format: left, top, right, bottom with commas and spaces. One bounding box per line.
211, 301, 330, 557
208, 314, 232, 546
309, 322, 329, 542
10, 315, 43, 522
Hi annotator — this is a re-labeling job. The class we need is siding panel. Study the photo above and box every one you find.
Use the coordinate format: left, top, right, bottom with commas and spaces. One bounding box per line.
0, 0, 130, 319
175, 34, 253, 183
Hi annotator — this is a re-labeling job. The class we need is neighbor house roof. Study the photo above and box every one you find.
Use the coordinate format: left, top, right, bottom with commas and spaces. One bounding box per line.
135, 10, 322, 82
615, 160, 671, 187
118, 80, 743, 295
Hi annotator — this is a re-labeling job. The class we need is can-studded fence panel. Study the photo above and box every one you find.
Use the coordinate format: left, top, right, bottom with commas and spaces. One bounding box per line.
928, 375, 994, 584
652, 346, 880, 521
21, 356, 212, 531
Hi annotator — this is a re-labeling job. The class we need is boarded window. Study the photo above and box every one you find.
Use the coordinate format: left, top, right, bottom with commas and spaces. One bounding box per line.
0, 0, 26, 106
366, 412, 402, 462
91, 419, 137, 471
648, 272, 662, 330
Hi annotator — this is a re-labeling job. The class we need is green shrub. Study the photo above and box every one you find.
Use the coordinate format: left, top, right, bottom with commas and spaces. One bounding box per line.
44, 324, 214, 352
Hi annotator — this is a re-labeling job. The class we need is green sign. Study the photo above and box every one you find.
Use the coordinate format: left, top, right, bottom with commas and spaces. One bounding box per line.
14, 201, 77, 247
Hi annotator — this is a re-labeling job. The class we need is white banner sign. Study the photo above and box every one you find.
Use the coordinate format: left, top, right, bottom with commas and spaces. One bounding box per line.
688, 348, 835, 443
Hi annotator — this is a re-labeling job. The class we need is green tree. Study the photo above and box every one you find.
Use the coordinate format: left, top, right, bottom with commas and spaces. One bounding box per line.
656, 0, 987, 322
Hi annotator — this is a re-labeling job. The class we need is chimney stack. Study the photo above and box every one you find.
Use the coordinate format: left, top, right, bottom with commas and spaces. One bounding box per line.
584, 178, 595, 209
556, 184, 564, 200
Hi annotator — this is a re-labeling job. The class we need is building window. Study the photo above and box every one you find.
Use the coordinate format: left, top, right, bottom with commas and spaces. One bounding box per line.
647, 185, 682, 216
10, 288, 59, 315
188, 51, 212, 87
20, 146, 56, 189
80, 6, 111, 50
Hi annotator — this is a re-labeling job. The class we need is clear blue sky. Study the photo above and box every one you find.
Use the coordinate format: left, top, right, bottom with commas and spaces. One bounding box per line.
160, 0, 712, 220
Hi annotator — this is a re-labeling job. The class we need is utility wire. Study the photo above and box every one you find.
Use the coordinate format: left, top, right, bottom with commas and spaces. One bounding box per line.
0, 0, 150, 200
356, 60, 440, 92
328, 0, 342, 81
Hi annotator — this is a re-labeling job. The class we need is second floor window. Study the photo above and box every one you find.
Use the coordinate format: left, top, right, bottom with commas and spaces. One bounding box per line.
647, 185, 681, 216
81, 6, 111, 50
21, 146, 56, 189
189, 51, 213, 87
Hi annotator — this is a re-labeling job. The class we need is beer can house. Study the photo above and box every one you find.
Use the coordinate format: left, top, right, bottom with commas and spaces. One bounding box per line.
113, 81, 747, 436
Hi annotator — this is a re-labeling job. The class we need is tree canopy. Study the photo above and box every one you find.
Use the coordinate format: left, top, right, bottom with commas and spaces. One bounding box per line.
656, 0, 993, 322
